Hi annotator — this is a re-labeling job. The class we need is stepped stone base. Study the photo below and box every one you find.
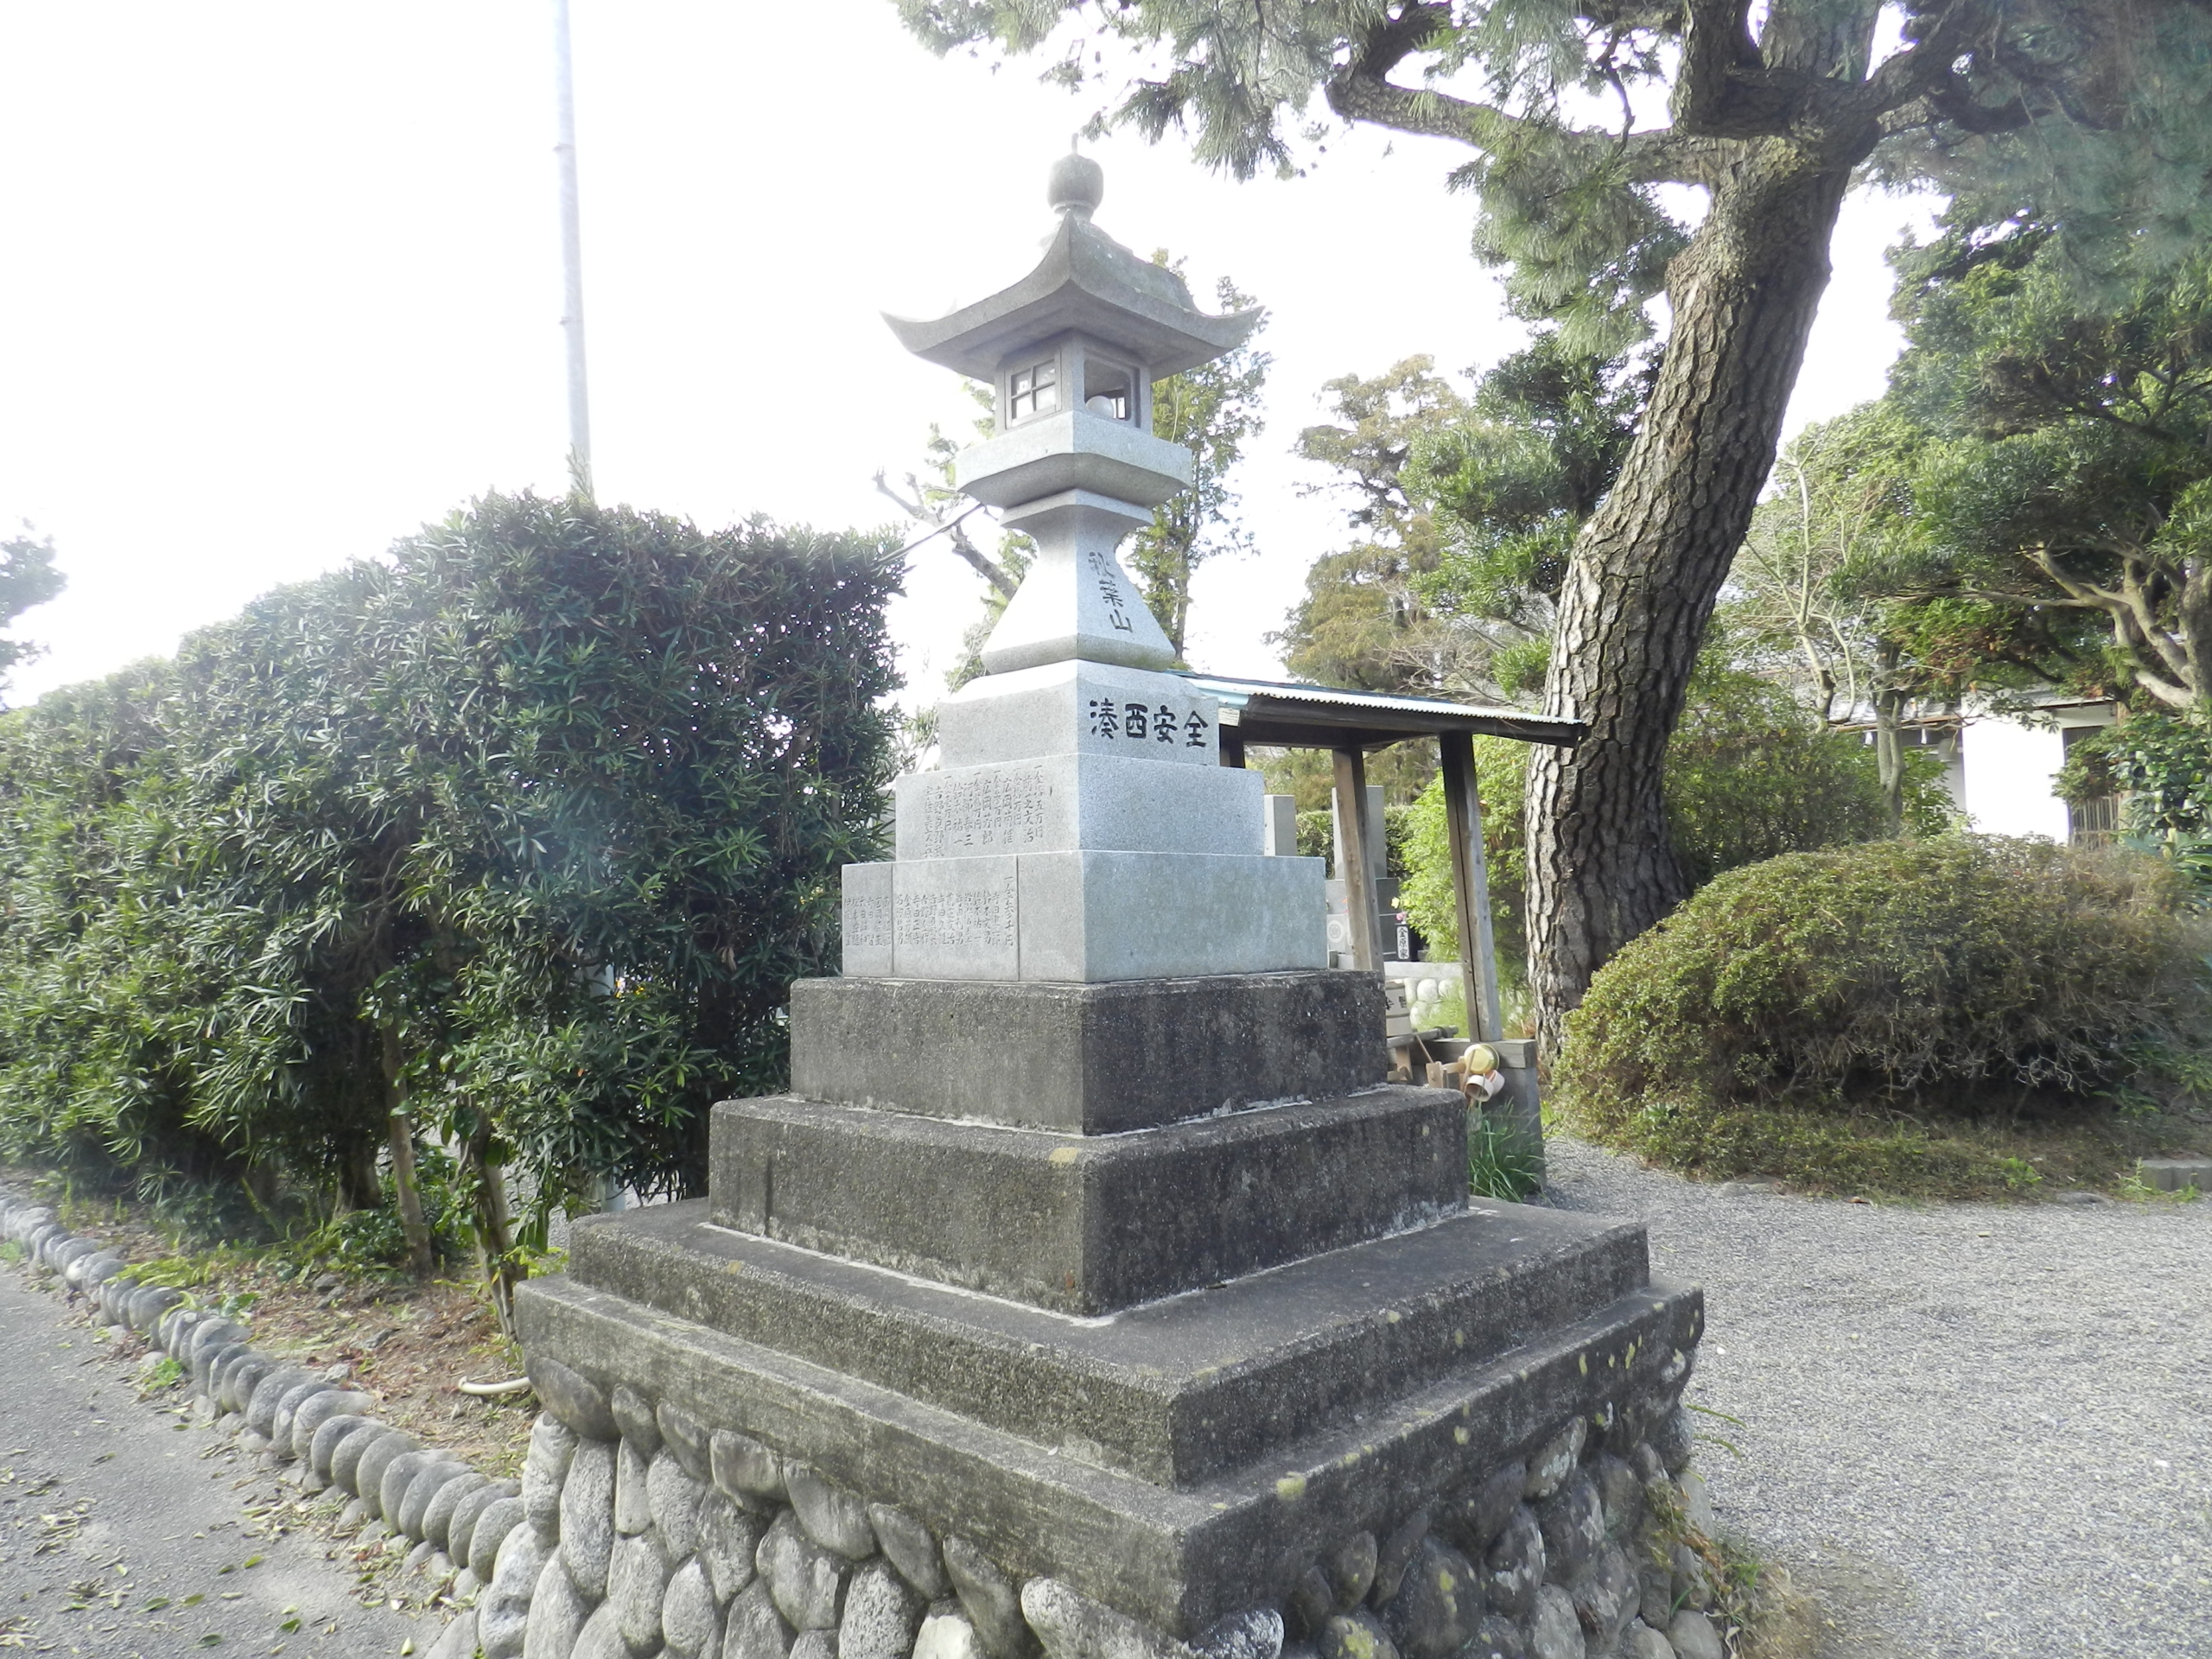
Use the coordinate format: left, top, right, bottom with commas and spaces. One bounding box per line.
560, 1198, 1654, 1485
709, 1088, 1465, 1315
516, 1199, 1701, 1638
789, 971, 1385, 1133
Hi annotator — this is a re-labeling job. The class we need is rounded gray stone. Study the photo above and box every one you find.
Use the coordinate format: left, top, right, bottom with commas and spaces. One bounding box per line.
1379, 1537, 1479, 1659
310, 1413, 377, 1480
1665, 1611, 1721, 1659
710, 1427, 785, 1510
785, 1460, 874, 1560
759, 1509, 849, 1630
866, 1502, 946, 1600
1326, 1532, 1377, 1612
560, 1437, 618, 1599
528, 1354, 618, 1440
424, 1471, 492, 1553
522, 1414, 579, 1536
1313, 1612, 1398, 1659
840, 1560, 925, 1659
569, 1600, 631, 1659
448, 1478, 518, 1570
1524, 1588, 1580, 1659
615, 1437, 655, 1535
468, 1495, 528, 1584
48, 1236, 96, 1274
941, 1535, 1033, 1659
353, 1429, 423, 1511
662, 1558, 721, 1658
212, 1351, 258, 1414
1198, 1611, 1283, 1659
791, 1632, 836, 1659
1522, 1421, 1586, 1502
649, 1450, 707, 1558
658, 1399, 712, 1482
1651, 1408, 1694, 1474
1570, 1544, 1637, 1650
699, 1489, 765, 1604
399, 1459, 471, 1540
478, 1520, 550, 1659
524, 1549, 589, 1659
1534, 1475, 1603, 1587
131, 1285, 183, 1332
270, 1377, 332, 1452
247, 1366, 315, 1439
611, 1383, 662, 1457
1478, 1510, 1542, 1620
915, 1610, 990, 1659
610, 1529, 672, 1650
294, 1390, 374, 1460
1474, 1614, 1527, 1659
1440, 1464, 1524, 1560
725, 1579, 797, 1659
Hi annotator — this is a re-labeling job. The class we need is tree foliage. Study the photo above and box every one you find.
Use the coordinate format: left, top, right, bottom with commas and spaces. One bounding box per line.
1123, 266, 1271, 658
0, 493, 901, 1294
1885, 224, 2212, 713
0, 529, 66, 699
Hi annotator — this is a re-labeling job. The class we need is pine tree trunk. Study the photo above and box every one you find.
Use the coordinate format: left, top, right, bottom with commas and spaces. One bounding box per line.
1527, 144, 1858, 1051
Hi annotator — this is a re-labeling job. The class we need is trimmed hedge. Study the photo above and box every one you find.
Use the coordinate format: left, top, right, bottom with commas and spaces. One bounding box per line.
1556, 836, 2212, 1182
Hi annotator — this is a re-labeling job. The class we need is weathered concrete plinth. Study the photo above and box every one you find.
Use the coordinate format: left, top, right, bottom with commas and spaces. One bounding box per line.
510, 971, 1706, 1659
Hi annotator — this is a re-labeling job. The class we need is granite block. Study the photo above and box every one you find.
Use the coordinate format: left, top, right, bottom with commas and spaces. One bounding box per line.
936, 661, 1217, 770
787, 971, 1384, 1133
706, 1086, 1467, 1315
893, 754, 1262, 861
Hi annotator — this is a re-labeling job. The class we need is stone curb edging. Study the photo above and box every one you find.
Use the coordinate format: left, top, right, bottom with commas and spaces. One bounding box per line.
0, 1189, 492, 1656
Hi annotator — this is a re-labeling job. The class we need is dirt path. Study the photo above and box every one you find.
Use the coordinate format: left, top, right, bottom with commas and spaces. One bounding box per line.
0, 1267, 435, 1659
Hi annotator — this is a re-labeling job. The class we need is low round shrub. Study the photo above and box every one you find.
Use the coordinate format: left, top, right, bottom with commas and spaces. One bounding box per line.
1556, 836, 2212, 1186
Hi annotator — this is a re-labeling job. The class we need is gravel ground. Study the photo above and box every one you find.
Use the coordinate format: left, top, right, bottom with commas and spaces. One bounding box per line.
1541, 1135, 2212, 1659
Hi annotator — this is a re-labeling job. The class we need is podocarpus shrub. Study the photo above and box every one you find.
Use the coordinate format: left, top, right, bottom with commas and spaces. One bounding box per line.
1556, 836, 2212, 1183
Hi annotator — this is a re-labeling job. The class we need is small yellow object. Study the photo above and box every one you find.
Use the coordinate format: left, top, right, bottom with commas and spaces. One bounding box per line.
1048, 1147, 1080, 1166
1464, 1044, 1500, 1075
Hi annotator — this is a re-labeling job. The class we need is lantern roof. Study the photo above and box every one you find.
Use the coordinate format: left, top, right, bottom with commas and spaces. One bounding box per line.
883, 160, 1262, 380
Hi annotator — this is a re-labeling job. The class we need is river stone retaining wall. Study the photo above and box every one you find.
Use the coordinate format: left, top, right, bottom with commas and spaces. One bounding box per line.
483, 1357, 1727, 1659
0, 1189, 492, 1656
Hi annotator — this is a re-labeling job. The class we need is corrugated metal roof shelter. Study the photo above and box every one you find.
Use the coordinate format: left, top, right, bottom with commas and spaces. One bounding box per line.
1179, 672, 1586, 1046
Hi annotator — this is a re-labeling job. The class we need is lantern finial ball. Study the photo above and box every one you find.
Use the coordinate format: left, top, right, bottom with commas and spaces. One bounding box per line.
1047, 149, 1104, 220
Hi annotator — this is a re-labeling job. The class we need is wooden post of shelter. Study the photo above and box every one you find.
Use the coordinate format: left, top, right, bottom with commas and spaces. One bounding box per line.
1439, 732, 1503, 1045
1331, 745, 1383, 972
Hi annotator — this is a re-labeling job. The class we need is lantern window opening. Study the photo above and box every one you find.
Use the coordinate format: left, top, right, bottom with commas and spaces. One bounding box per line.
1008, 355, 1060, 423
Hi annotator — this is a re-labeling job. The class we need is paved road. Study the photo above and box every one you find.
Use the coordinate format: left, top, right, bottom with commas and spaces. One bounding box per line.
1543, 1136, 2212, 1659
0, 1266, 435, 1659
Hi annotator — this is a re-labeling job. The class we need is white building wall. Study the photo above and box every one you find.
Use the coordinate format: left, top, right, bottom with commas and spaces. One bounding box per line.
1960, 716, 2070, 840
1957, 703, 2118, 842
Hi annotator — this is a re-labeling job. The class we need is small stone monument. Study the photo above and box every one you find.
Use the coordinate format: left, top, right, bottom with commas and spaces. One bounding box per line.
508, 159, 1706, 1659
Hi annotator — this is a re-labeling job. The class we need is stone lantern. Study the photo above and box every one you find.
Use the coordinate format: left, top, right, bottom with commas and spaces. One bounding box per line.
853, 152, 1322, 982
886, 150, 1255, 676
505, 154, 1706, 1659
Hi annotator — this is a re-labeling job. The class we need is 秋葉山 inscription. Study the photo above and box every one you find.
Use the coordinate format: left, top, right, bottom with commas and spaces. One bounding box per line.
1085, 548, 1135, 634
1087, 700, 1209, 747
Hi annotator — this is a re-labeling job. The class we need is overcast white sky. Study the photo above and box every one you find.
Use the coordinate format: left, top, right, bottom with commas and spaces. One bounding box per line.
0, 4, 1936, 710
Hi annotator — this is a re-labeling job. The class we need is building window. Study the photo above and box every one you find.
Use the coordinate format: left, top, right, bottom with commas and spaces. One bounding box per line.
2061, 722, 2120, 843
1009, 358, 1058, 422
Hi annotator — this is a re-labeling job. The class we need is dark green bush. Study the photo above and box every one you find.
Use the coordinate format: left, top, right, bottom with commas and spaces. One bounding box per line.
1557, 836, 2212, 1178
